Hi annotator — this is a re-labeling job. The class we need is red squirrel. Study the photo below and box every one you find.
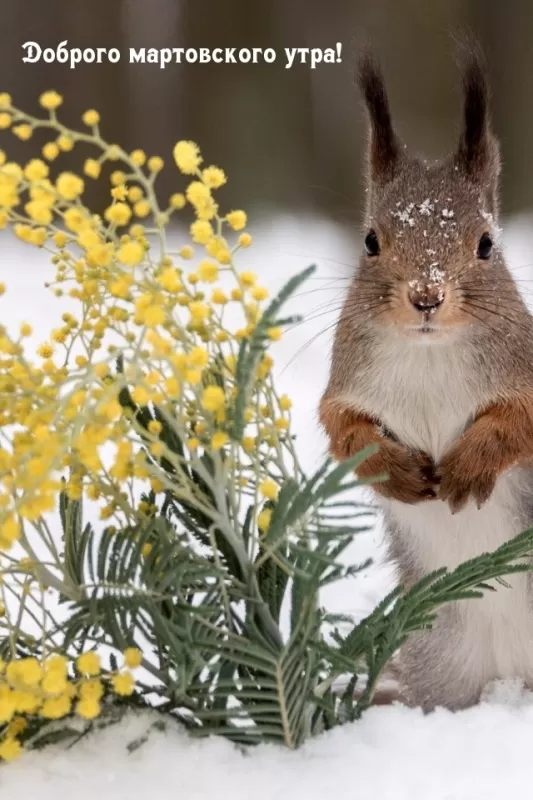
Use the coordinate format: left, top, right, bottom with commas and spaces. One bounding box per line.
319, 45, 533, 711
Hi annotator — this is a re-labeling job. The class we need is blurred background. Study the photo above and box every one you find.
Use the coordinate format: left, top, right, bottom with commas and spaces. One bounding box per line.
0, 0, 532, 221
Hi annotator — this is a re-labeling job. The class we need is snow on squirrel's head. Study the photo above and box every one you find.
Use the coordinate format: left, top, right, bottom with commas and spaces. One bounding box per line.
350, 40, 524, 343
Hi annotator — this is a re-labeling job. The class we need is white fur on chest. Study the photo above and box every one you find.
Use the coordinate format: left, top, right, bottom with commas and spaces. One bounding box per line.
349, 334, 478, 462
345, 334, 533, 683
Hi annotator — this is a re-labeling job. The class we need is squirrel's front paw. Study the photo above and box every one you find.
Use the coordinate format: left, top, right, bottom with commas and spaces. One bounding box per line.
438, 434, 498, 513
360, 441, 438, 505
319, 398, 437, 504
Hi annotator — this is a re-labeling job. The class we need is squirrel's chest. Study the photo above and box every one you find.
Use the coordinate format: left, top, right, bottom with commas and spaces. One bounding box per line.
358, 340, 478, 462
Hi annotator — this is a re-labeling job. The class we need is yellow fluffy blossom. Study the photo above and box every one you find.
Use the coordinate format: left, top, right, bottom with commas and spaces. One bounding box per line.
24, 158, 49, 181
123, 648, 142, 669
202, 166, 227, 188
25, 200, 52, 225
239, 271, 257, 287
144, 305, 165, 327
84, 158, 101, 179
258, 479, 279, 500
37, 342, 54, 358
165, 377, 181, 397
0, 689, 16, 724
77, 651, 101, 676
41, 695, 72, 719
117, 241, 144, 266
226, 210, 247, 231
0, 738, 22, 761
147, 156, 164, 172
130, 149, 146, 166
82, 109, 100, 126
211, 288, 228, 305
56, 172, 84, 201
202, 386, 225, 412
105, 202, 132, 226
134, 199, 151, 217
189, 301, 209, 322
205, 237, 229, 261
131, 386, 150, 405
173, 140, 202, 174
6, 658, 42, 688
76, 698, 101, 719
128, 186, 143, 203
13, 124, 32, 140
186, 180, 211, 208
39, 90, 63, 110
252, 286, 269, 302
189, 346, 209, 368
242, 437, 255, 452
112, 185, 128, 201
258, 509, 272, 531
42, 141, 60, 160
239, 232, 252, 247
110, 170, 126, 186
170, 192, 186, 209
197, 260, 219, 283
157, 267, 182, 293
190, 220, 214, 244
112, 670, 135, 696
57, 134, 74, 152
79, 679, 104, 701
211, 431, 228, 450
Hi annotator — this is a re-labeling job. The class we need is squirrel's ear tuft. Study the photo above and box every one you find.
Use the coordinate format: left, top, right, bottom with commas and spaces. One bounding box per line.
455, 40, 500, 184
357, 49, 399, 185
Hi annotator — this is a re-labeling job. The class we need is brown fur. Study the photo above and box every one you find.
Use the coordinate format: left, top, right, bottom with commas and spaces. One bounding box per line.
319, 399, 438, 503
439, 395, 533, 512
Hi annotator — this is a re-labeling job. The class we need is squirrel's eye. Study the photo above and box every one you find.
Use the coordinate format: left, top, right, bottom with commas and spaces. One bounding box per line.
364, 229, 380, 257
477, 232, 493, 260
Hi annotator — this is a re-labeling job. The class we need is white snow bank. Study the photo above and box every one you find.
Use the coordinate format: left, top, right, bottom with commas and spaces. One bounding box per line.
2, 680, 533, 800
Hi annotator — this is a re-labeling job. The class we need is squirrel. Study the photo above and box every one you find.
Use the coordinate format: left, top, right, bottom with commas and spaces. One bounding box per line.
319, 44, 533, 711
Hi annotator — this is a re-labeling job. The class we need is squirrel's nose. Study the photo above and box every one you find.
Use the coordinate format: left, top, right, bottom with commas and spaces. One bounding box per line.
408, 283, 445, 313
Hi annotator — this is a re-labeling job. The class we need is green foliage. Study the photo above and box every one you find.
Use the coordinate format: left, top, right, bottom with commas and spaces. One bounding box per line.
56, 447, 533, 747
10, 267, 533, 751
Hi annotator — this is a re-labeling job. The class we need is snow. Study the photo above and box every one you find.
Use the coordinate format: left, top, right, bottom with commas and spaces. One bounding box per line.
2, 212, 533, 797
3, 683, 533, 799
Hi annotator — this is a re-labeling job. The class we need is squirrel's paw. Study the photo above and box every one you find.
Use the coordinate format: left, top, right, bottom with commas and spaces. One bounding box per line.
438, 436, 498, 513
319, 400, 437, 504
359, 442, 439, 505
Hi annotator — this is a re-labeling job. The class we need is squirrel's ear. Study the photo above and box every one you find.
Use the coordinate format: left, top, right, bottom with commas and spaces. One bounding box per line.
455, 43, 500, 188
357, 50, 399, 186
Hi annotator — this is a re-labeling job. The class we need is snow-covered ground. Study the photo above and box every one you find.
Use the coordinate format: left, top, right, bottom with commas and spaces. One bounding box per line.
3, 682, 533, 800
2, 212, 533, 798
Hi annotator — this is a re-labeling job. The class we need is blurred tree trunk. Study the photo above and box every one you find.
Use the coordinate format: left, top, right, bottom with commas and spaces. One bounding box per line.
180, 0, 314, 211
473, 0, 533, 215
299, 0, 466, 221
